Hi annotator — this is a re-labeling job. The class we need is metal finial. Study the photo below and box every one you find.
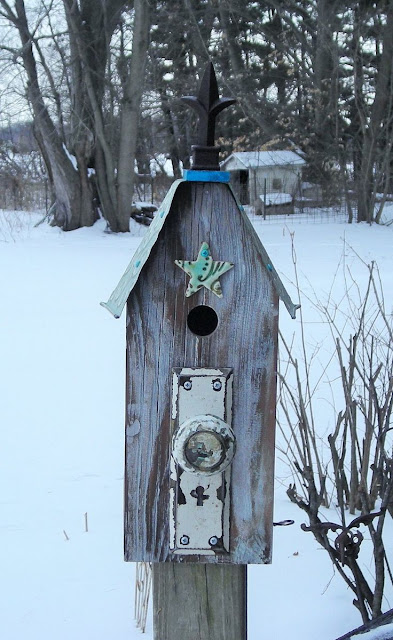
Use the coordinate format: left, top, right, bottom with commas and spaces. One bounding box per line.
182, 62, 236, 171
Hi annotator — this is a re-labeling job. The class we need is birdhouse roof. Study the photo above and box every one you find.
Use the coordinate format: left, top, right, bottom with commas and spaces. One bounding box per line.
101, 178, 299, 319
221, 150, 306, 171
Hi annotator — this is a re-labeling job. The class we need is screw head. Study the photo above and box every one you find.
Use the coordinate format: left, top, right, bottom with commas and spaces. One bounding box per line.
212, 380, 222, 391
209, 536, 218, 546
180, 535, 190, 545
183, 380, 192, 391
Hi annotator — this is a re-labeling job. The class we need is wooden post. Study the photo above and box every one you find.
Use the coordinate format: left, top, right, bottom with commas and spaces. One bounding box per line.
153, 564, 247, 640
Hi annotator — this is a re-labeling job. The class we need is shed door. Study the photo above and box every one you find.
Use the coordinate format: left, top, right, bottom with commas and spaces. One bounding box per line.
231, 170, 249, 205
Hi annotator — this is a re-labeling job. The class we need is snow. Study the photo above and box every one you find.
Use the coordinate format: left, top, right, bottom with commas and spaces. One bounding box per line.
1, 208, 393, 640
350, 624, 393, 639
259, 192, 293, 205
221, 149, 306, 169
62, 144, 78, 171
149, 155, 181, 177
378, 201, 393, 225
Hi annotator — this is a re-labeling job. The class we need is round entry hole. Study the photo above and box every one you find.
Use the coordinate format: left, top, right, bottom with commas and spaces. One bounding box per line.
187, 305, 218, 336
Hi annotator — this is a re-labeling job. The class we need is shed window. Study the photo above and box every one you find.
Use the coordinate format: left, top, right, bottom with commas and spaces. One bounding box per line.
272, 178, 282, 190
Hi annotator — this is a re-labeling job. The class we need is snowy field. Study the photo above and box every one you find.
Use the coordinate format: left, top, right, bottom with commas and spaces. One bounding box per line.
1, 205, 393, 640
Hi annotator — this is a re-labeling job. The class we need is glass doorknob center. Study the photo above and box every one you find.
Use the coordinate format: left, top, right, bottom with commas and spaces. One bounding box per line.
184, 430, 226, 471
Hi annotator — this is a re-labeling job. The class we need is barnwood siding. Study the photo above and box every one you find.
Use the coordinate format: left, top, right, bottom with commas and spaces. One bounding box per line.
124, 181, 278, 564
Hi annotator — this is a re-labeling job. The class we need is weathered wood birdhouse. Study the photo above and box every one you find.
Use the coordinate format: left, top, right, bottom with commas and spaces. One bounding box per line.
102, 63, 298, 567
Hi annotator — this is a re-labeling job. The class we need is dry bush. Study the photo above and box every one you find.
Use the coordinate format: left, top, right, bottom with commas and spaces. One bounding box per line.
278, 251, 393, 623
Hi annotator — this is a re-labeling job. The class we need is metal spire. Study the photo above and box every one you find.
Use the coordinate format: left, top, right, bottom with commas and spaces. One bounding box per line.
181, 62, 236, 171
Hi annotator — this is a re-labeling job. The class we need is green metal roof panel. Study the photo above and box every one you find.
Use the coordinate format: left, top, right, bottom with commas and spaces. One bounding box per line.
228, 185, 299, 319
100, 179, 184, 318
101, 179, 299, 319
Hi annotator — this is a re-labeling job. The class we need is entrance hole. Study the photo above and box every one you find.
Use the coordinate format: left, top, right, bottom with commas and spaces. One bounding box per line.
187, 305, 218, 337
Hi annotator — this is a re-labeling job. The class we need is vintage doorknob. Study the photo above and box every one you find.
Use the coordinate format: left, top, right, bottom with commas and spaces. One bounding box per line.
172, 414, 236, 476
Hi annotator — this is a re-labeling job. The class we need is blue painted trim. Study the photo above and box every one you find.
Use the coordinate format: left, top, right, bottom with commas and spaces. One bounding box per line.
183, 169, 230, 183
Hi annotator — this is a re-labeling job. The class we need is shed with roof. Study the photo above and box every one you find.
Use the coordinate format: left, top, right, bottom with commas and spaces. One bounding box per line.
221, 150, 306, 208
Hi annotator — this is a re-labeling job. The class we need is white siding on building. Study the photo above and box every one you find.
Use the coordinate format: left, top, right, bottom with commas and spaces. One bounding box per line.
221, 150, 306, 207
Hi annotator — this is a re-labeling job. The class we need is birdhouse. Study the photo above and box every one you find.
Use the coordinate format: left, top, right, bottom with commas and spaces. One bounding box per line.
102, 64, 298, 566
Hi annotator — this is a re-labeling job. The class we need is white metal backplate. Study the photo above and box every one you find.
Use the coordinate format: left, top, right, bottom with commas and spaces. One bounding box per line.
170, 368, 233, 555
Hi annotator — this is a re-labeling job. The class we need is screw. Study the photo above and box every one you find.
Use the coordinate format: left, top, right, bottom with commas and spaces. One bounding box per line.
183, 380, 192, 391
209, 536, 218, 546
212, 380, 222, 391
180, 535, 190, 545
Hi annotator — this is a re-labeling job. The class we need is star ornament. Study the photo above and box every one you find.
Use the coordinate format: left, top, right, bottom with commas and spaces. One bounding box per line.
175, 242, 234, 298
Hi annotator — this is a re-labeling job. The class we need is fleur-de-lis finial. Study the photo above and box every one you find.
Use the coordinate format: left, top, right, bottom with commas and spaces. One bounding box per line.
181, 62, 236, 171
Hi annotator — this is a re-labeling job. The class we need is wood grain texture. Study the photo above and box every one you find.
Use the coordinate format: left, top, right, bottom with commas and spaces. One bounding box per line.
153, 563, 247, 640
124, 181, 278, 563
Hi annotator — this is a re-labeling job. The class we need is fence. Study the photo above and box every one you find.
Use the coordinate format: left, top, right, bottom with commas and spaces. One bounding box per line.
0, 175, 49, 211
4, 171, 392, 226
229, 169, 359, 224
246, 203, 350, 225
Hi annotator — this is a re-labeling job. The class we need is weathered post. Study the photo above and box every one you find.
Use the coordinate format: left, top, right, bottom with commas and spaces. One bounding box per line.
102, 63, 298, 640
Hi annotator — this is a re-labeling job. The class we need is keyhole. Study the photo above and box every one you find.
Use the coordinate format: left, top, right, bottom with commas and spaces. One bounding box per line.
190, 485, 209, 506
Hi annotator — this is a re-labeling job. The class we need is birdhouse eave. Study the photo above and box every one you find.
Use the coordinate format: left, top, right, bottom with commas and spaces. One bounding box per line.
100, 179, 184, 318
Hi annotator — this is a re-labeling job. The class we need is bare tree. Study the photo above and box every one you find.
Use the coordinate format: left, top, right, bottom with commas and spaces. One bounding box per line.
117, 0, 150, 231
0, 0, 150, 231
0, 0, 97, 229
354, 0, 393, 222
2, 1, 393, 228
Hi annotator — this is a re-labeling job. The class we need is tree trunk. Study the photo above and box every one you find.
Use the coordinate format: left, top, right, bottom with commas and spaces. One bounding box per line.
357, 0, 393, 222
313, 0, 340, 182
218, 1, 244, 80
8, 0, 97, 230
62, 0, 118, 228
117, 0, 150, 232
159, 87, 182, 179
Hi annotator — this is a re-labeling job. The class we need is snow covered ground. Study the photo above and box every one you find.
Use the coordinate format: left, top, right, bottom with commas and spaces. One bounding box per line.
1, 206, 392, 640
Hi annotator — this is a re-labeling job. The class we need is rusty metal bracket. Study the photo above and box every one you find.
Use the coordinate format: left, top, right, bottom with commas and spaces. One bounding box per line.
273, 519, 295, 527
301, 511, 383, 565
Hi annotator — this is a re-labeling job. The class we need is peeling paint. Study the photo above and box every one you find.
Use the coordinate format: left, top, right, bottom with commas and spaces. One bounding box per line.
171, 371, 179, 419
127, 420, 140, 437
